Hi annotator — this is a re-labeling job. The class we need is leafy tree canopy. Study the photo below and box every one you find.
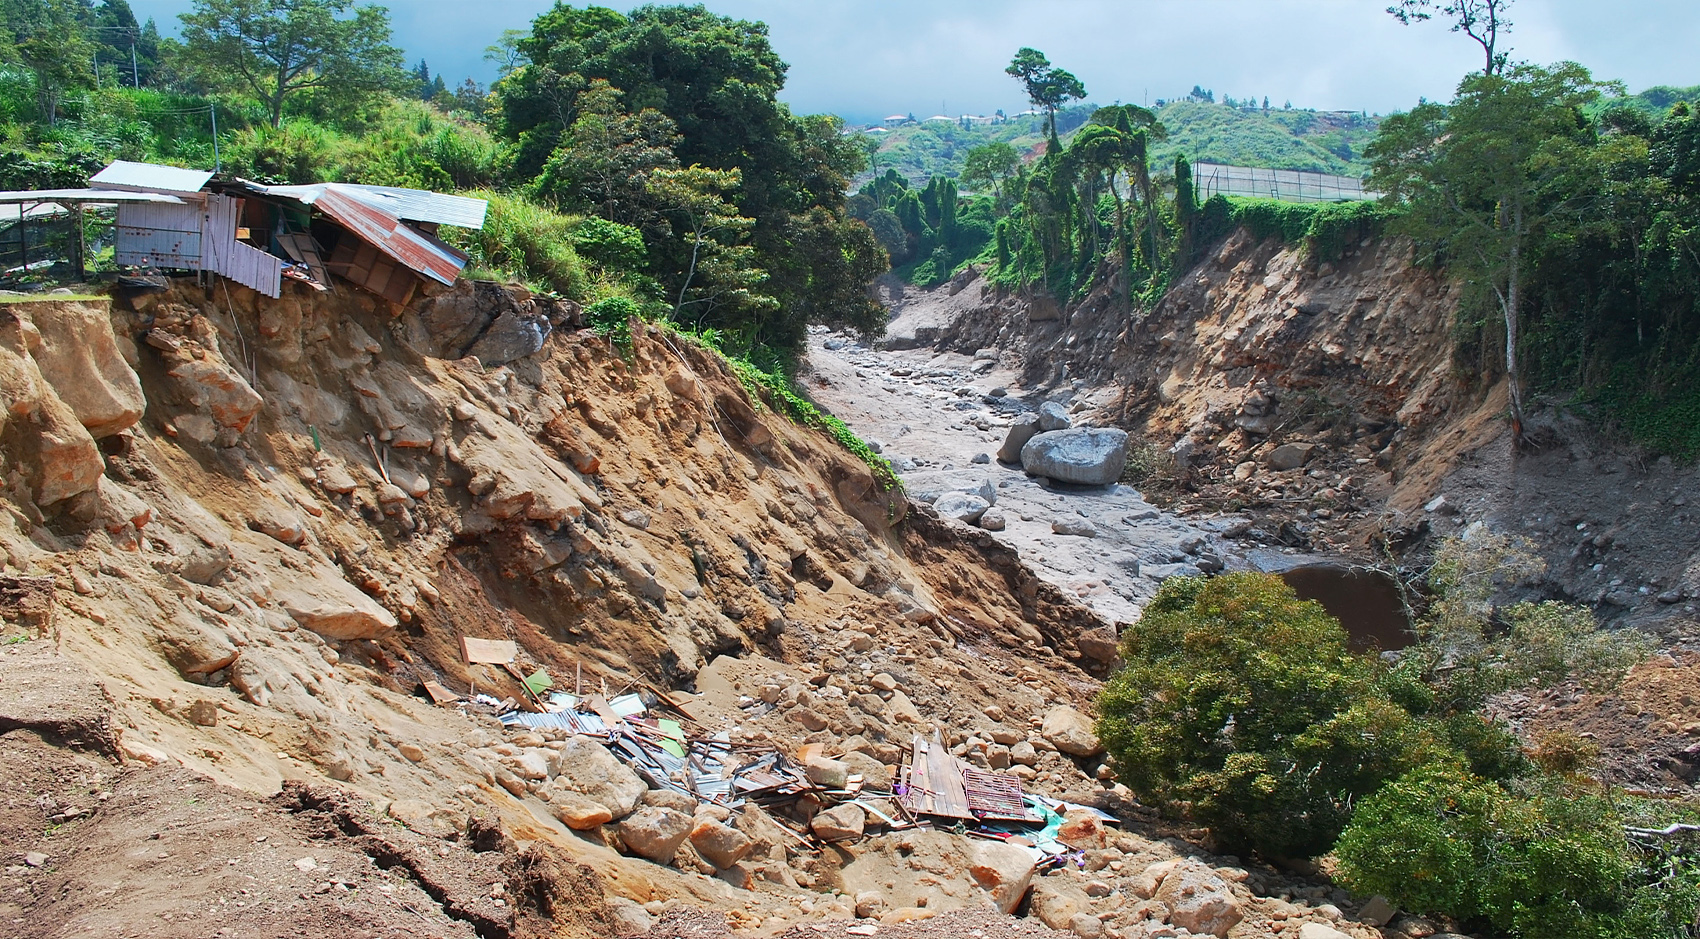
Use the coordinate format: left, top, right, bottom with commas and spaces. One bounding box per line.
176, 0, 408, 127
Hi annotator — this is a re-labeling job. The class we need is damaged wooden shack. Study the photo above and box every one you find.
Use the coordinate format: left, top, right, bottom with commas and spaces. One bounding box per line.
0, 160, 487, 302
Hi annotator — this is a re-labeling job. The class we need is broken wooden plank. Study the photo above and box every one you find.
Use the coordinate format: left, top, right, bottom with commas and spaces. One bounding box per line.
421, 681, 459, 706
459, 636, 517, 665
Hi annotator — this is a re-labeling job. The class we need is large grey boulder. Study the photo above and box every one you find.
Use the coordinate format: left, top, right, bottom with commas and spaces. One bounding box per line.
1021, 428, 1130, 486
1038, 401, 1073, 431
933, 492, 990, 525
997, 414, 1041, 464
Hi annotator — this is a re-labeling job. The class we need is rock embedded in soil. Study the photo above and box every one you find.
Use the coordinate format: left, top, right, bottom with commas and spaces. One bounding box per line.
979, 507, 1007, 531
617, 806, 693, 863
1041, 705, 1105, 757
1021, 428, 1131, 486
549, 735, 647, 818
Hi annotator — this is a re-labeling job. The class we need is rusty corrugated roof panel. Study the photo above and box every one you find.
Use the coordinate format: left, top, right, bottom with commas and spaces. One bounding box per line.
89, 160, 213, 194
309, 186, 469, 285
232, 179, 470, 285
341, 185, 487, 229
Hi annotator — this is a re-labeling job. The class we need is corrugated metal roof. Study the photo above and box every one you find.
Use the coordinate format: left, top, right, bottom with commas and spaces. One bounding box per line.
341, 185, 487, 229
225, 179, 472, 285
90, 161, 213, 195
0, 188, 187, 205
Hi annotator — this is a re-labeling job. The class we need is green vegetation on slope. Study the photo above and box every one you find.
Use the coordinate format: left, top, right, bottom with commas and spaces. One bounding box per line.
857, 98, 1377, 190
1099, 537, 1694, 938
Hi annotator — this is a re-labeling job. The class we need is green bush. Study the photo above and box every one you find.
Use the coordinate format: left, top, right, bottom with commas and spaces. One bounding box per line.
1096, 573, 1433, 858
569, 217, 647, 271
583, 295, 641, 342
1335, 765, 1690, 939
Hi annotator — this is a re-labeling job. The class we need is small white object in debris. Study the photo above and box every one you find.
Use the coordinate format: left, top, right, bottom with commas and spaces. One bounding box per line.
294, 857, 318, 872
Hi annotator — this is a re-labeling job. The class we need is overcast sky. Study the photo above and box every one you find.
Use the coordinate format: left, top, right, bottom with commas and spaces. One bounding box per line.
128, 0, 1700, 122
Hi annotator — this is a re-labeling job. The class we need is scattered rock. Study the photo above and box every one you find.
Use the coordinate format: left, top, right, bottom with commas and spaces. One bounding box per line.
968, 839, 1037, 914
1265, 442, 1317, 471
551, 792, 614, 830
617, 807, 693, 863
932, 492, 990, 525
978, 507, 1006, 531
970, 452, 990, 464
1041, 706, 1104, 757
1357, 895, 1397, 927
1030, 883, 1085, 928
1052, 517, 1097, 537
550, 736, 647, 819
997, 414, 1042, 464
1154, 860, 1244, 938
689, 818, 754, 868
1298, 924, 1355, 939
1022, 428, 1131, 486
23, 852, 48, 868
811, 803, 865, 842
1038, 402, 1072, 431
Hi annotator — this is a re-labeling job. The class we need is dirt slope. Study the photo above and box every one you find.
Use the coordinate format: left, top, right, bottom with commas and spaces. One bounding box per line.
0, 278, 1137, 936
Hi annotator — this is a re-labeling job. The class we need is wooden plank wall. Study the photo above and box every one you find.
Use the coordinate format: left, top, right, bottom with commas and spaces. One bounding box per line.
202, 194, 282, 298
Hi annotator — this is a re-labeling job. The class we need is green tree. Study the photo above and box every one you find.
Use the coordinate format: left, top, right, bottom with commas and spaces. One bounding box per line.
0, 0, 96, 124
961, 140, 1018, 206
497, 3, 885, 354
176, 0, 407, 128
533, 79, 680, 231
1387, 0, 1514, 76
1005, 47, 1085, 145
1367, 62, 1611, 443
1097, 573, 1434, 858
647, 164, 771, 328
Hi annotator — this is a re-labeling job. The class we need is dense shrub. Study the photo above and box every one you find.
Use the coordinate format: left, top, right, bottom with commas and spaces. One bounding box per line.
1096, 573, 1434, 858
1335, 765, 1698, 939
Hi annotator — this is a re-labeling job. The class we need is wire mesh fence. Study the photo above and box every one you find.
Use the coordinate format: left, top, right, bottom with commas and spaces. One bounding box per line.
1194, 162, 1373, 203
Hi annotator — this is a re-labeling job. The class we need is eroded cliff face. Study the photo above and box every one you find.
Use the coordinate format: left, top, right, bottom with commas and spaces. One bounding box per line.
884, 227, 1700, 641
0, 277, 1126, 936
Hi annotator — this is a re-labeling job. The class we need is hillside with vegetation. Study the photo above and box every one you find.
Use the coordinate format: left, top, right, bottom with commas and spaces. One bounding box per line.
858, 96, 1377, 190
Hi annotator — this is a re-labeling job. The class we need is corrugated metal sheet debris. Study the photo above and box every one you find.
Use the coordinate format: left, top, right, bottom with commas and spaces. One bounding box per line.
342, 184, 488, 229
240, 181, 471, 285
91, 160, 214, 194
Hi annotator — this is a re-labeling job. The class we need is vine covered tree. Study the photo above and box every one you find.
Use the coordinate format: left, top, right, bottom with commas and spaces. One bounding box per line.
176, 0, 408, 128
1005, 47, 1085, 144
1387, 0, 1514, 76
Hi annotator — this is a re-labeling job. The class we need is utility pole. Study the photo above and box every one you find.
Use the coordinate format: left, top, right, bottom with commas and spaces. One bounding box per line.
131, 41, 139, 88
211, 104, 220, 172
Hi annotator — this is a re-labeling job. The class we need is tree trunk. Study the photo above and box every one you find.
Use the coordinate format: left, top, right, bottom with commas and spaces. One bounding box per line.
1504, 204, 1525, 446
